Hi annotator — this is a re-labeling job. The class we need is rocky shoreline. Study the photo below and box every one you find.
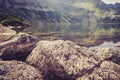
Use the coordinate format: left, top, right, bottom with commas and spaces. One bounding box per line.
0, 26, 120, 80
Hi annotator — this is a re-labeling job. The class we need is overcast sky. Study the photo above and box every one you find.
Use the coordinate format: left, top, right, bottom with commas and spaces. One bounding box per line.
102, 0, 120, 4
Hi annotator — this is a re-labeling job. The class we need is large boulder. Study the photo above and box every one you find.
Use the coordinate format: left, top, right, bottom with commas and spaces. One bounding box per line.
0, 26, 16, 43
0, 33, 38, 61
26, 40, 99, 80
26, 40, 120, 80
0, 60, 43, 80
77, 61, 120, 80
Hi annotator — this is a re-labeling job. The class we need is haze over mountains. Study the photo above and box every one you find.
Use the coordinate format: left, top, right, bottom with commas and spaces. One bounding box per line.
0, 0, 120, 26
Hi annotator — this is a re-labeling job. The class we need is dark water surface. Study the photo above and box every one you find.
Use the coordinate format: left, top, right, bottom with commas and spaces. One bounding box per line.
24, 23, 120, 48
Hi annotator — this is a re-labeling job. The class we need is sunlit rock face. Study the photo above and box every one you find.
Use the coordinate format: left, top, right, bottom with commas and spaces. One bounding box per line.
0, 60, 43, 80
26, 40, 99, 80
0, 26, 16, 43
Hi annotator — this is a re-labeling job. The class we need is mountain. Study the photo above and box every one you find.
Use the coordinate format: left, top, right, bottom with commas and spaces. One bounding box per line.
109, 3, 120, 14
0, 0, 63, 27
103, 3, 120, 23
0, 0, 120, 26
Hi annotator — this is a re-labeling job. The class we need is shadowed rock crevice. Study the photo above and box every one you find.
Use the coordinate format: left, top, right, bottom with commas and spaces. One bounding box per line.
1, 52, 30, 61
106, 52, 120, 65
44, 63, 75, 80
75, 62, 102, 79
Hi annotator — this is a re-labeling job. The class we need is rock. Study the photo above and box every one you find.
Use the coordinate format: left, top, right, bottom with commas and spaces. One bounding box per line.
93, 48, 120, 64
0, 60, 43, 80
0, 26, 16, 43
115, 42, 120, 47
0, 33, 38, 61
26, 40, 99, 80
77, 61, 120, 80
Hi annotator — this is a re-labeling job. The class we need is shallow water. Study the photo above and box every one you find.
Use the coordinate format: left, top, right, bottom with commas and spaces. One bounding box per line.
24, 23, 120, 48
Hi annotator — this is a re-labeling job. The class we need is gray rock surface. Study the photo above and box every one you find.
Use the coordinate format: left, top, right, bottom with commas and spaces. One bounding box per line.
26, 40, 100, 80
0, 60, 43, 80
93, 48, 120, 64
26, 40, 120, 80
0, 33, 38, 61
77, 61, 120, 80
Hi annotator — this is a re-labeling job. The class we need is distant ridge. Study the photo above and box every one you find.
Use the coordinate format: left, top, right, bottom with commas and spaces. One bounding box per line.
0, 0, 120, 26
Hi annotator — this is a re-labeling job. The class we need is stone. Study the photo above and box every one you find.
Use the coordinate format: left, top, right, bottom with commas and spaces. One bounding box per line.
0, 33, 38, 61
77, 61, 120, 80
93, 48, 120, 64
115, 42, 120, 47
26, 40, 99, 80
0, 60, 43, 80
0, 26, 16, 43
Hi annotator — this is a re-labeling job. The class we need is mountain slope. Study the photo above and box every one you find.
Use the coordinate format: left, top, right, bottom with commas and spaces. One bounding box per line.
0, 0, 64, 27
0, 0, 120, 26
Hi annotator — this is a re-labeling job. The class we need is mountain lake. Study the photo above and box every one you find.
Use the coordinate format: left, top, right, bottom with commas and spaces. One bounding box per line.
23, 23, 120, 49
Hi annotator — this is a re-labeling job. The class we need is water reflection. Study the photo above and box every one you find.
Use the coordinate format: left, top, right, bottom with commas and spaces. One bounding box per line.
24, 24, 120, 47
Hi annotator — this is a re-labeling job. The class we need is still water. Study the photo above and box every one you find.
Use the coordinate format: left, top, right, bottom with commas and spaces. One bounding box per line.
24, 23, 120, 48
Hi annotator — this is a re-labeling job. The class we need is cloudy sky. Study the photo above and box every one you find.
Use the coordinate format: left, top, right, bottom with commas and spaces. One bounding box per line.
102, 0, 120, 4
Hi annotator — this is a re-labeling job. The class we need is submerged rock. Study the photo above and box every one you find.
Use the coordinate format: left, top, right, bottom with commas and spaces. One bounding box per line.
0, 26, 16, 43
0, 60, 43, 80
0, 33, 38, 61
26, 40, 99, 80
